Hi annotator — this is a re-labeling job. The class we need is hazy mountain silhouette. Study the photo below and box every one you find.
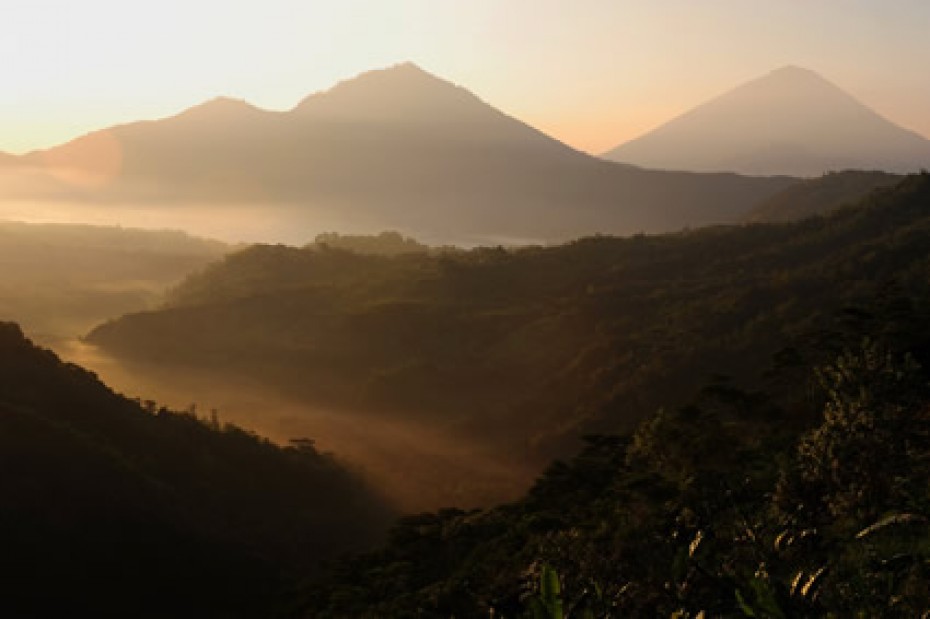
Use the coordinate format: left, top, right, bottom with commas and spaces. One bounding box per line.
0, 63, 794, 241
604, 66, 930, 177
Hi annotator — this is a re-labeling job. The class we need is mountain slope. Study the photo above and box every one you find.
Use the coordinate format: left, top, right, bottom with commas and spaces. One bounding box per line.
0, 63, 795, 242
0, 221, 229, 343
0, 322, 391, 616
743, 170, 902, 223
87, 175, 930, 491
604, 66, 930, 176
304, 330, 930, 618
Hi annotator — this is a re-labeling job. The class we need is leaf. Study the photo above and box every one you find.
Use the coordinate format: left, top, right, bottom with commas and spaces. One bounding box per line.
538, 564, 563, 619
855, 513, 927, 539
789, 571, 804, 597
735, 588, 757, 617
689, 529, 705, 557
540, 564, 561, 601
800, 566, 827, 598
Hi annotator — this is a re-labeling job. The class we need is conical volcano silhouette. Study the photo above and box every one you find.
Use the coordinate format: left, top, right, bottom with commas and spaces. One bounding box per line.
604, 66, 930, 176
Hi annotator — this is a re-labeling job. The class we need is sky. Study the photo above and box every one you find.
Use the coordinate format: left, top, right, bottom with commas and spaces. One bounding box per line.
2, 0, 929, 155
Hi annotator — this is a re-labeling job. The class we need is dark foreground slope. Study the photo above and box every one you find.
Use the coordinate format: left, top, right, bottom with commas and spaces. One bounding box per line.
297, 181, 930, 619
0, 323, 391, 617
89, 174, 930, 472
299, 179, 930, 618
304, 305, 930, 617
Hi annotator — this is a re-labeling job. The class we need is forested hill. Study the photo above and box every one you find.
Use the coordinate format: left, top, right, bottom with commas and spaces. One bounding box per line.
294, 180, 930, 618
0, 322, 392, 617
303, 299, 930, 617
89, 174, 930, 466
743, 170, 902, 223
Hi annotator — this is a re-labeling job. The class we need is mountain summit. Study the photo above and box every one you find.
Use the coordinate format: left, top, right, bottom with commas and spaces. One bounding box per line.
0, 63, 794, 242
603, 66, 930, 177
294, 62, 500, 124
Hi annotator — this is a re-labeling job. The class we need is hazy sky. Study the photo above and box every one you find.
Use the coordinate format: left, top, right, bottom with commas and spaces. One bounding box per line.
2, 0, 928, 155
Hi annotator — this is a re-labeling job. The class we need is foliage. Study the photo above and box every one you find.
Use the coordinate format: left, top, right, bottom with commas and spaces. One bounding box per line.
30, 172, 930, 615
744, 170, 901, 223
301, 293, 930, 617
89, 173, 930, 472
312, 230, 430, 255
0, 323, 393, 617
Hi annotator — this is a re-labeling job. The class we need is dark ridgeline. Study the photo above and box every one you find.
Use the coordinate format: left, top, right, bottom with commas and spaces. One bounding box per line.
0, 323, 393, 617
313, 230, 430, 255
89, 174, 930, 499
604, 66, 930, 176
0, 63, 794, 242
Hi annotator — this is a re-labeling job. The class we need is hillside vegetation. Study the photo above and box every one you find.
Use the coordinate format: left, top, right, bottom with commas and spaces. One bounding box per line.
0, 323, 392, 617
89, 175, 930, 468
298, 176, 930, 617
744, 170, 902, 223
304, 309, 930, 617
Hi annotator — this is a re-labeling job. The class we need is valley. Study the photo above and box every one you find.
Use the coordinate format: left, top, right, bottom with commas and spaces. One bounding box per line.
3, 14, 930, 614
55, 337, 537, 512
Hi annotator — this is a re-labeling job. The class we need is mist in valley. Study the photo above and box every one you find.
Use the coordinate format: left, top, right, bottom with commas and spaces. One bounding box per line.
55, 338, 537, 513
4, 5, 930, 613
0, 219, 227, 345
0, 216, 541, 513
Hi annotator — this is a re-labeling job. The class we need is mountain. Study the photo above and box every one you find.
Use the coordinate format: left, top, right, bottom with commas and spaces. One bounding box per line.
743, 170, 902, 223
87, 175, 930, 503
0, 221, 230, 344
0, 322, 391, 616
603, 66, 930, 177
297, 180, 930, 618
0, 63, 795, 242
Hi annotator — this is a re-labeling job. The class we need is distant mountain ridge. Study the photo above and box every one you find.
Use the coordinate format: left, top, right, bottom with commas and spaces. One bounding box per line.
604, 66, 930, 177
744, 170, 903, 223
0, 63, 794, 242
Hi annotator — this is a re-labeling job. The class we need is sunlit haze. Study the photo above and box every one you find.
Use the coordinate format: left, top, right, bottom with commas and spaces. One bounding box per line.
2, 0, 929, 155
7, 2, 930, 613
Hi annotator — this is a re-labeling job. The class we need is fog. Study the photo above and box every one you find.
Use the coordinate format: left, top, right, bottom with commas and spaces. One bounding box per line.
0, 198, 548, 249
0, 216, 540, 512
0, 219, 227, 347
0, 199, 329, 245
55, 338, 537, 513
0, 63, 796, 247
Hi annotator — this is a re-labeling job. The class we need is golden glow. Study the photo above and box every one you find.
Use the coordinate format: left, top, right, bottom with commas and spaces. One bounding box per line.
40, 130, 123, 189
533, 103, 690, 155
1, 1, 928, 155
